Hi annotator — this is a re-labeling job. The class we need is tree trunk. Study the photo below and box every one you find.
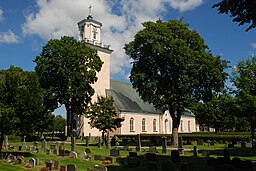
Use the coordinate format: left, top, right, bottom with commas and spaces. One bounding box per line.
65, 103, 71, 136
0, 134, 4, 152
170, 106, 181, 147
102, 131, 105, 146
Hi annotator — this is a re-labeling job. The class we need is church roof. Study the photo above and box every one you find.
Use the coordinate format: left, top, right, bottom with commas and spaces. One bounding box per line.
107, 80, 161, 114
107, 80, 195, 117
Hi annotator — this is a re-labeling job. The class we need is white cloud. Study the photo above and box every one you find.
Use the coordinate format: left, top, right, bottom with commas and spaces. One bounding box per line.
168, 0, 204, 12
22, 0, 203, 80
0, 30, 19, 44
251, 43, 256, 49
0, 8, 3, 22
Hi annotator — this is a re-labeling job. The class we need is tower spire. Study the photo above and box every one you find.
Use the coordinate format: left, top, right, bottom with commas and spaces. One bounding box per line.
87, 5, 93, 19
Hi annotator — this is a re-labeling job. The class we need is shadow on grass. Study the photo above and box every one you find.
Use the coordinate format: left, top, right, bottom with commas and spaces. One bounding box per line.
0, 151, 36, 158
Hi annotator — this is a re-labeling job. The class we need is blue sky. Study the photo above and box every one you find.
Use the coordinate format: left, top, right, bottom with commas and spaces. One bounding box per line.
0, 0, 256, 117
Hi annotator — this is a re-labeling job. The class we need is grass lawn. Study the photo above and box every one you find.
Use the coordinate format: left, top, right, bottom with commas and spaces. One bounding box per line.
1, 141, 256, 171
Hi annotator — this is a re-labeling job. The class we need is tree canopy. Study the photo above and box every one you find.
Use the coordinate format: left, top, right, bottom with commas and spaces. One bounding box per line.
124, 19, 228, 145
0, 66, 49, 151
213, 0, 256, 31
34, 36, 103, 136
232, 55, 256, 140
86, 96, 124, 140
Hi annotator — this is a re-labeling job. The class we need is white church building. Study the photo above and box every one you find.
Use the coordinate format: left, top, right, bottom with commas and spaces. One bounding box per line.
77, 8, 198, 137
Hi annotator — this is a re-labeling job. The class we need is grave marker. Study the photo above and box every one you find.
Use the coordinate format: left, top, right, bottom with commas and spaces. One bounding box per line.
67, 164, 77, 171
29, 158, 36, 167
110, 148, 119, 157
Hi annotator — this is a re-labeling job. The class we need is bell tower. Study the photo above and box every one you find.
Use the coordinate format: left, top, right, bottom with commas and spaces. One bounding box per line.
77, 6, 113, 137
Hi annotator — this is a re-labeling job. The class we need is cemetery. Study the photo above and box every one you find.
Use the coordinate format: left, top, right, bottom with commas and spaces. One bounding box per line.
0, 134, 256, 171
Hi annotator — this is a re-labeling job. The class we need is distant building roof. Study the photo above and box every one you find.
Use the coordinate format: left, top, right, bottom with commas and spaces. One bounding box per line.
107, 80, 195, 117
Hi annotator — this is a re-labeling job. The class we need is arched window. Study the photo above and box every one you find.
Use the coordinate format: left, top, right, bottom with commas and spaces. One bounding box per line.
165, 119, 168, 134
180, 120, 183, 132
153, 119, 157, 132
169, 120, 172, 132
188, 121, 191, 132
130, 118, 134, 132
142, 118, 146, 132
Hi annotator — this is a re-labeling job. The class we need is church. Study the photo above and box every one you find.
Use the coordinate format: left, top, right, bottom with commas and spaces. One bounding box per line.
77, 8, 198, 137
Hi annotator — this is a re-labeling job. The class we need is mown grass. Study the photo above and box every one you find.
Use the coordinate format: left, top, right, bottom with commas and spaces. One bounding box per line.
0, 140, 256, 171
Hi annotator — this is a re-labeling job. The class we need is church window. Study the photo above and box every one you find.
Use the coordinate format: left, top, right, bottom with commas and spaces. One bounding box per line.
130, 118, 134, 132
188, 121, 191, 132
180, 120, 183, 132
153, 119, 157, 132
170, 120, 172, 132
142, 118, 146, 132
165, 119, 168, 134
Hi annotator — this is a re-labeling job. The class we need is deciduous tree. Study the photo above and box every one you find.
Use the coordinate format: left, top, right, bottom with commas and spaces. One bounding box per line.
213, 0, 256, 31
124, 19, 228, 146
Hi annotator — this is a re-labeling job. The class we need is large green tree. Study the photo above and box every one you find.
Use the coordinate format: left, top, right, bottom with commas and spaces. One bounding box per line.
124, 19, 228, 146
232, 55, 256, 142
35, 36, 103, 150
86, 96, 124, 145
0, 66, 48, 150
213, 0, 256, 31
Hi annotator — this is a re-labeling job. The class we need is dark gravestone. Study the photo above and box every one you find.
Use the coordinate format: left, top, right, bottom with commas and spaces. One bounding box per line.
110, 148, 119, 157
45, 160, 53, 170
171, 150, 180, 162
85, 136, 89, 147
85, 148, 91, 154
67, 164, 76, 171
53, 160, 60, 170
127, 152, 140, 167
60, 166, 66, 171
241, 141, 246, 148
197, 139, 203, 145
161, 160, 174, 171
145, 153, 157, 169
162, 137, 167, 154
193, 146, 198, 157
223, 149, 230, 163
94, 155, 102, 160
136, 134, 141, 152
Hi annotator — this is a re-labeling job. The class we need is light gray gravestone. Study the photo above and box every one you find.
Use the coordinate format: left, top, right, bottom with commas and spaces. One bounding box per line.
149, 146, 157, 153
29, 158, 36, 167
42, 139, 47, 149
67, 164, 77, 171
80, 151, 86, 158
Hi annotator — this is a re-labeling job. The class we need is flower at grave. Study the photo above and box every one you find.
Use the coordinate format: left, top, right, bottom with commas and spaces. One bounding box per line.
25, 163, 32, 168
69, 156, 75, 158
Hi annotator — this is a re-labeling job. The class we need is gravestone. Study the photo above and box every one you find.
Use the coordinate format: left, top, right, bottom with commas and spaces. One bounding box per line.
59, 149, 65, 157
18, 146, 22, 151
162, 137, 167, 154
45, 149, 50, 155
193, 146, 198, 157
148, 146, 156, 153
161, 160, 174, 171
85, 136, 89, 147
171, 150, 180, 162
42, 139, 47, 149
70, 151, 77, 158
173, 128, 178, 147
60, 166, 66, 171
245, 142, 252, 148
202, 150, 210, 158
85, 148, 91, 154
136, 134, 141, 152
53, 149, 58, 155
210, 140, 215, 146
45, 160, 53, 170
22, 135, 26, 149
29, 158, 36, 167
50, 144, 56, 150
67, 164, 77, 171
223, 149, 230, 162
80, 151, 86, 158
94, 155, 102, 160
35, 158, 39, 166
53, 160, 60, 170
197, 139, 204, 145
110, 148, 119, 157
241, 141, 246, 148
124, 145, 129, 151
